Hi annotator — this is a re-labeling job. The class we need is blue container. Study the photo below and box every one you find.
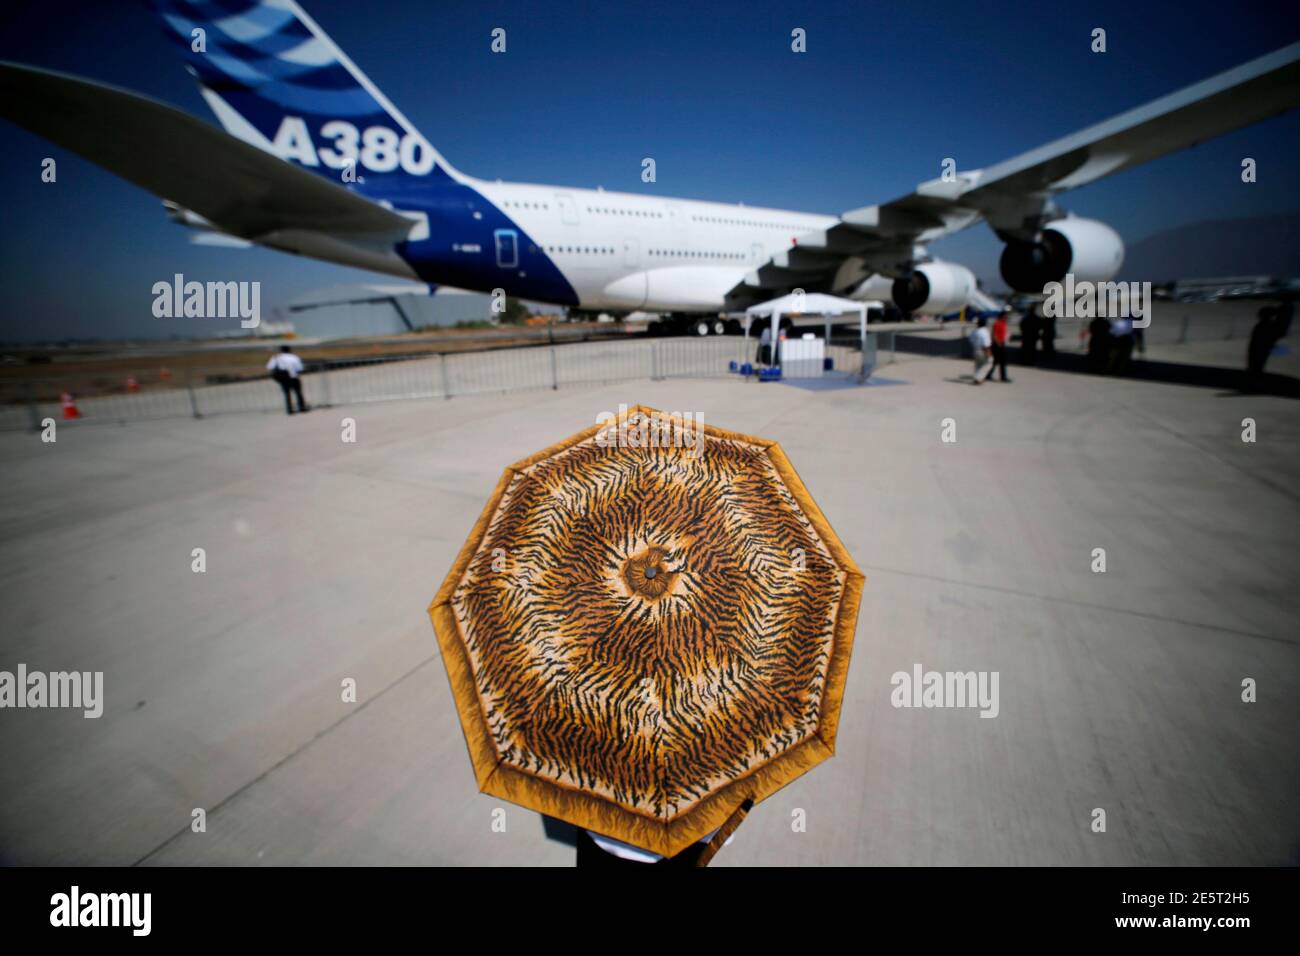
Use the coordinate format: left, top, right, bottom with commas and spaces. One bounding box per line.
759, 367, 782, 382
728, 360, 739, 372
740, 362, 753, 376
823, 357, 834, 370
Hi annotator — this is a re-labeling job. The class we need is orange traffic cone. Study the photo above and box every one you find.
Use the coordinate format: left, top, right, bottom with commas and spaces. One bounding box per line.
126, 376, 140, 393
61, 392, 82, 420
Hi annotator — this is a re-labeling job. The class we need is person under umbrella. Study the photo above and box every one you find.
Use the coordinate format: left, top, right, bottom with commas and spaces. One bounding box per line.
429, 406, 864, 865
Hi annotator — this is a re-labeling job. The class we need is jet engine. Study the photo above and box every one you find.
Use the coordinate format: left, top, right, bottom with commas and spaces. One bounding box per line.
999, 217, 1124, 292
890, 260, 977, 314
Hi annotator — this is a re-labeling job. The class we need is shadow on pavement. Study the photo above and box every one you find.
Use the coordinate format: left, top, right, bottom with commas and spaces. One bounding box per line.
895, 333, 1300, 399
1028, 351, 1300, 399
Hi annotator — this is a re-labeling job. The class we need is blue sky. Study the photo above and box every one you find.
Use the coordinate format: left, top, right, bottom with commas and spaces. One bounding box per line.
1, 0, 1298, 341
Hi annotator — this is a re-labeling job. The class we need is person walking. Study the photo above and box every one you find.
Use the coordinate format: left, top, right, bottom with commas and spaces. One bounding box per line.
1086, 315, 1112, 374
970, 316, 994, 385
990, 307, 1013, 382
267, 344, 310, 415
1246, 305, 1283, 390
1019, 306, 1041, 365
1037, 303, 1056, 359
1109, 316, 1135, 374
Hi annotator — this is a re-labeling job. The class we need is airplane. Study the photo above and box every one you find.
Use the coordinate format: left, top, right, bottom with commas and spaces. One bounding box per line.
2, 1, 1299, 337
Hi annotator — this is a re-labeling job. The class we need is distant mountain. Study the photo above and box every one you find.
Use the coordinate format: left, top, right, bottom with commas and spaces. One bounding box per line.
1120, 213, 1300, 282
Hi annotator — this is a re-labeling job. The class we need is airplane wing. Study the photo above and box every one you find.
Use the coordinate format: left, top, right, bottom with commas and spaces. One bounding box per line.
0, 61, 412, 242
727, 41, 1300, 307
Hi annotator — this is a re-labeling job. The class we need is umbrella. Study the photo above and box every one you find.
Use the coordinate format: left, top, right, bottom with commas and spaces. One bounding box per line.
428, 404, 864, 858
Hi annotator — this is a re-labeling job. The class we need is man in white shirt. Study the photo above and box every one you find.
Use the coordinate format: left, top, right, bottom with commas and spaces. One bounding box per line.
970, 317, 994, 384
266, 345, 310, 415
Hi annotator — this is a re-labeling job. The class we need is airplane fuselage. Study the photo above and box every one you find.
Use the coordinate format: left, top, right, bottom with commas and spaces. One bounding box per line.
374, 177, 839, 313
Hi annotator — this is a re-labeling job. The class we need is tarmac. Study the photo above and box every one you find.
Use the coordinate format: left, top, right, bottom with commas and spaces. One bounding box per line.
0, 341, 1297, 866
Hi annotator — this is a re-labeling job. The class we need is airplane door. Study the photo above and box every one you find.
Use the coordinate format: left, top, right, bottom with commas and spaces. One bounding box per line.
494, 229, 518, 269
751, 242, 766, 265
555, 194, 579, 225
623, 239, 640, 268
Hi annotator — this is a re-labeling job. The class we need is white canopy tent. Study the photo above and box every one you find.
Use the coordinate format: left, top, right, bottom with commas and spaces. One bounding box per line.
744, 293, 883, 382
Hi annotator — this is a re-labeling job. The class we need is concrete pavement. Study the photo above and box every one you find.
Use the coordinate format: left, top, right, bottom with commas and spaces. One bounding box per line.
0, 349, 1296, 865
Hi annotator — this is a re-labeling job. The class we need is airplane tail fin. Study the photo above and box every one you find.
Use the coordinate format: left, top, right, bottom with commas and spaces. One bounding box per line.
152, 0, 460, 185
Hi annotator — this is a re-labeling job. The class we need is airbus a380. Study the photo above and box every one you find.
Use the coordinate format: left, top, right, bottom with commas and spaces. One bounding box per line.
2, 1, 1299, 335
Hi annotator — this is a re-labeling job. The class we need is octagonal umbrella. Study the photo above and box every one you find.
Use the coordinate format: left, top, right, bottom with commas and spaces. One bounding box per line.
428, 405, 864, 859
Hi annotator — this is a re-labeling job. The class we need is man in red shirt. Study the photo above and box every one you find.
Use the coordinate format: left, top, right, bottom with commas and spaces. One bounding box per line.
990, 307, 1013, 383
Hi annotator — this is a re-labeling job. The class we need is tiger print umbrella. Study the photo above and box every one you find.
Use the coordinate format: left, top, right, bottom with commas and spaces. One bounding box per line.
428, 405, 864, 858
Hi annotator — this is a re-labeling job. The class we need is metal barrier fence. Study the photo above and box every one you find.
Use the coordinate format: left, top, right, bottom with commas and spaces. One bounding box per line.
18, 306, 1257, 432
1, 332, 881, 431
